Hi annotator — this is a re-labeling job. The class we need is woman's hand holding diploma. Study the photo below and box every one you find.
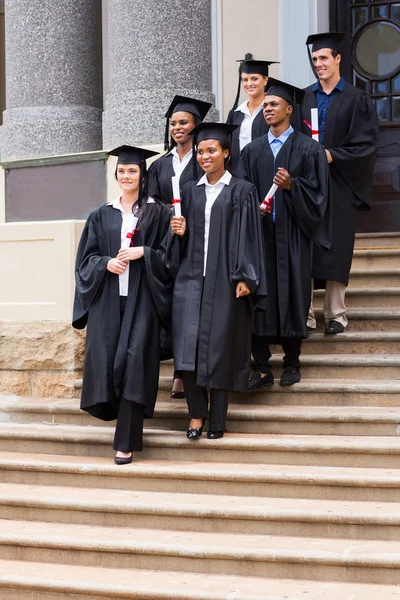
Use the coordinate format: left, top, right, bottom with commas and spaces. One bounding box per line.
236, 281, 251, 298
117, 247, 144, 262
171, 215, 186, 237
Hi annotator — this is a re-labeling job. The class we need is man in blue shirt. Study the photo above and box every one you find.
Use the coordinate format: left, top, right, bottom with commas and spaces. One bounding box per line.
302, 33, 378, 335
240, 79, 331, 387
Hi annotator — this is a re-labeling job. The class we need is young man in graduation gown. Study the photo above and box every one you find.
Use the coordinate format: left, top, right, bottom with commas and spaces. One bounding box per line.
301, 33, 378, 334
239, 78, 331, 387
226, 58, 278, 175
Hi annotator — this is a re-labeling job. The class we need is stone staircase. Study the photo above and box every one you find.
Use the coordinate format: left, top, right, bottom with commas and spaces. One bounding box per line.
0, 232, 399, 599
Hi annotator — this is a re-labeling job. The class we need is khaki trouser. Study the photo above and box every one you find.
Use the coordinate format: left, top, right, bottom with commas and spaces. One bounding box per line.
308, 280, 348, 329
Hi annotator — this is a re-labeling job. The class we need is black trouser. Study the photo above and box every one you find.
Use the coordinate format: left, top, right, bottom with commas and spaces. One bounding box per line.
252, 334, 302, 372
174, 369, 183, 379
182, 370, 229, 431
113, 398, 144, 452
113, 296, 145, 452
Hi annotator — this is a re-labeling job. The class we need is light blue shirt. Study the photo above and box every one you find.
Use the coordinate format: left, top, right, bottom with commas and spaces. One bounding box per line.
268, 125, 294, 159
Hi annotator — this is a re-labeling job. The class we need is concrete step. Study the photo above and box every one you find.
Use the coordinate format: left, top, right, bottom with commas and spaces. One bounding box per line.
2, 395, 400, 436
2, 560, 400, 600
1, 482, 400, 540
351, 249, 400, 269
302, 331, 400, 354
315, 308, 400, 331
1, 451, 399, 501
348, 268, 400, 287
160, 354, 400, 380
0, 423, 399, 468
354, 232, 400, 249
313, 287, 400, 308
0, 519, 399, 584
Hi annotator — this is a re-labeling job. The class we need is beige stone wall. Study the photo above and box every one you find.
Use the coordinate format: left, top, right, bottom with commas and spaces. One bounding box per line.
220, 0, 281, 119
0, 321, 85, 397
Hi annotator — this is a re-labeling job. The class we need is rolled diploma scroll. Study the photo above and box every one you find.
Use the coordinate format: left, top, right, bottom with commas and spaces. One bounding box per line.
260, 183, 278, 211
171, 176, 182, 218
311, 108, 319, 142
124, 216, 139, 248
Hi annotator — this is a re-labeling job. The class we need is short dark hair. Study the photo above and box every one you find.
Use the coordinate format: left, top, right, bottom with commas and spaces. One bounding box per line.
331, 49, 340, 59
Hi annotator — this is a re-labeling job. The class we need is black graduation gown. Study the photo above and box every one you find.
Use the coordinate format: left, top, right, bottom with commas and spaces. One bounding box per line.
167, 177, 267, 392
226, 108, 269, 176
147, 152, 203, 204
239, 131, 331, 339
300, 82, 378, 287
72, 201, 173, 421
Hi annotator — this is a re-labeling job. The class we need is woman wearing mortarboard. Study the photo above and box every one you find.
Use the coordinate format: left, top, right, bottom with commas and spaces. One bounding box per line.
73, 146, 173, 465
226, 58, 279, 175
168, 123, 266, 440
147, 95, 211, 400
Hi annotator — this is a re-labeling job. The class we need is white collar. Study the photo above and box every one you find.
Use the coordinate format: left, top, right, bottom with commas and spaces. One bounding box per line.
235, 100, 263, 116
197, 171, 232, 187
107, 196, 155, 207
167, 146, 193, 158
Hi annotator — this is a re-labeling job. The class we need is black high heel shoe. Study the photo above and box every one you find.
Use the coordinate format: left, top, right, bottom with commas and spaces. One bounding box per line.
186, 418, 205, 440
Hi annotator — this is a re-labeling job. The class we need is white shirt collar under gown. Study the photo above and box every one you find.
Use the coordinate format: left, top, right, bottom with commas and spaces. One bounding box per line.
107, 196, 155, 296
235, 100, 264, 152
197, 171, 232, 276
167, 146, 193, 181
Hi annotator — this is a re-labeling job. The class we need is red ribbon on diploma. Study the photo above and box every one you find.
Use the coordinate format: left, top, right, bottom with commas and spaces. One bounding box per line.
171, 199, 180, 204
303, 119, 319, 136
126, 228, 137, 247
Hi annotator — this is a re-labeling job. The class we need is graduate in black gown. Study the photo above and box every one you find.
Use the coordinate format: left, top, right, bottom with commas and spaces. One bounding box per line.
169, 123, 266, 440
73, 146, 173, 465
301, 33, 378, 334
147, 95, 211, 399
226, 58, 278, 175
239, 79, 331, 388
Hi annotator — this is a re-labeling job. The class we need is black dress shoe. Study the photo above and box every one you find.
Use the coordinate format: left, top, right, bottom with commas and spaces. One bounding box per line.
207, 430, 224, 440
280, 367, 301, 386
114, 454, 133, 465
170, 391, 186, 399
325, 320, 345, 334
248, 370, 274, 391
186, 418, 205, 440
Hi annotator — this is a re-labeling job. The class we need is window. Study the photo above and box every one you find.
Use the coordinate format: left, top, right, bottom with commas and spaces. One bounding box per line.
351, 1, 400, 123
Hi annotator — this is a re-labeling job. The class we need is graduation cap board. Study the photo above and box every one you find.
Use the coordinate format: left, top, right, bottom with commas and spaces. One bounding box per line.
191, 122, 239, 145
107, 145, 159, 164
231, 57, 279, 111
264, 77, 306, 107
306, 32, 346, 77
164, 95, 212, 150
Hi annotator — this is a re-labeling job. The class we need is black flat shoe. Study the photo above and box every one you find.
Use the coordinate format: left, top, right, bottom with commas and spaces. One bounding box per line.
248, 370, 274, 391
325, 320, 345, 334
207, 430, 224, 440
114, 454, 133, 465
280, 367, 301, 386
170, 391, 186, 399
186, 418, 205, 440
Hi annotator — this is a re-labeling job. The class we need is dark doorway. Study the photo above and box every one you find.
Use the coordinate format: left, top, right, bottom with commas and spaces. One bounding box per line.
330, 0, 400, 232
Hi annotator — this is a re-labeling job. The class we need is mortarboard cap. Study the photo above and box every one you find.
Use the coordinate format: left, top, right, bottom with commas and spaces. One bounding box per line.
164, 95, 212, 151
107, 145, 159, 164
192, 122, 239, 145
165, 95, 212, 121
239, 59, 279, 77
264, 77, 306, 107
306, 32, 346, 53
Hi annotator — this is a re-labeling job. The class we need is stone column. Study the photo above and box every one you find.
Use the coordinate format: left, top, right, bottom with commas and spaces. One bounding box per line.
103, 0, 217, 148
1, 0, 102, 161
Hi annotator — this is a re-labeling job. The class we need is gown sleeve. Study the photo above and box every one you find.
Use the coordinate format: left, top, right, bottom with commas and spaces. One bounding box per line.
72, 213, 112, 330
146, 161, 162, 204
285, 144, 332, 250
328, 93, 378, 210
143, 204, 175, 330
231, 183, 267, 308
